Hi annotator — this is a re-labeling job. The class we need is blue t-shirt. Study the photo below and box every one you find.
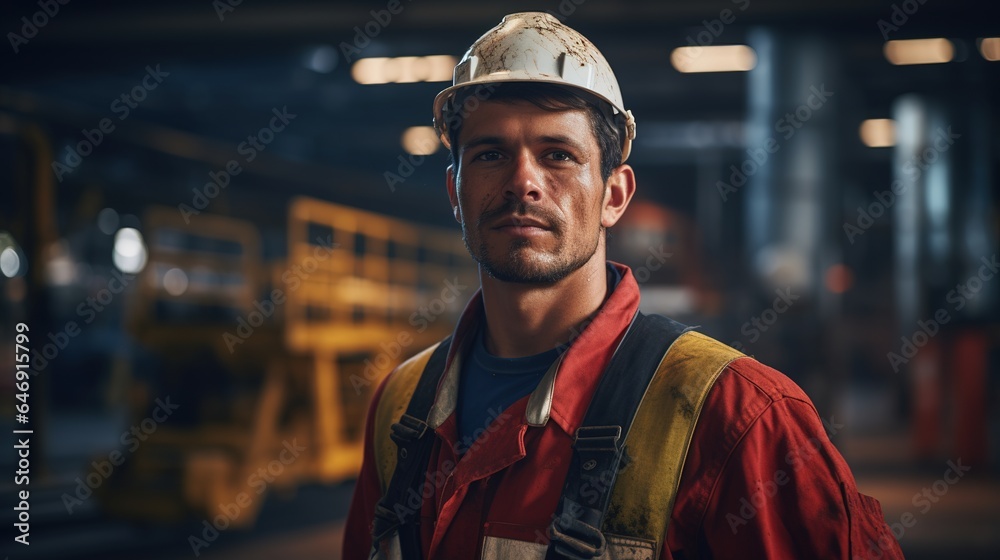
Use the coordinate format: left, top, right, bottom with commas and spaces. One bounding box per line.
455, 324, 558, 451
455, 264, 623, 451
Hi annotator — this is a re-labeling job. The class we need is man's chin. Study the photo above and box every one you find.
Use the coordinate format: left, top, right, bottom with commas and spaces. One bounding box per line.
482, 266, 565, 284
478, 252, 579, 285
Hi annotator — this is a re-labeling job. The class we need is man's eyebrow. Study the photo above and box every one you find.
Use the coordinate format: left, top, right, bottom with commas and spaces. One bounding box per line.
461, 134, 587, 152
537, 134, 586, 152
461, 136, 504, 151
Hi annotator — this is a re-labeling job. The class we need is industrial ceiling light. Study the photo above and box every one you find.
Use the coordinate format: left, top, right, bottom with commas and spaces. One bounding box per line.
401, 126, 439, 155
979, 37, 1000, 62
883, 38, 954, 65
859, 118, 896, 148
352, 55, 456, 85
670, 45, 757, 73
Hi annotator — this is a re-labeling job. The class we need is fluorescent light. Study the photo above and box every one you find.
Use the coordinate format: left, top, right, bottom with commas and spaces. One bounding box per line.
425, 55, 456, 81
979, 37, 1000, 62
401, 126, 440, 155
859, 119, 895, 148
884, 38, 954, 65
351, 58, 382, 84
670, 45, 756, 73
352, 55, 456, 85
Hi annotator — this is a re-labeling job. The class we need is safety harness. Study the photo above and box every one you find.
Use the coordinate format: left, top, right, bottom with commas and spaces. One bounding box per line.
369, 312, 743, 559
370, 335, 452, 559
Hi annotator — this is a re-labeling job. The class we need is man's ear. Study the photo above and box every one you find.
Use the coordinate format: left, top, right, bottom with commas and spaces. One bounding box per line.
601, 164, 636, 228
446, 165, 461, 223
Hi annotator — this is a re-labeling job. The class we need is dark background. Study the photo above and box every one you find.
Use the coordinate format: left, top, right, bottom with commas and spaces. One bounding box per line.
1, 0, 998, 558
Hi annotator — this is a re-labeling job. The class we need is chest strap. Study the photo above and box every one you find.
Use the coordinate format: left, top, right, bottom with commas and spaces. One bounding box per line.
547, 312, 691, 559
370, 337, 451, 560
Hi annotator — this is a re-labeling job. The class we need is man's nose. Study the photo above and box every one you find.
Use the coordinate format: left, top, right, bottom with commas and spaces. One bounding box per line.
504, 152, 543, 202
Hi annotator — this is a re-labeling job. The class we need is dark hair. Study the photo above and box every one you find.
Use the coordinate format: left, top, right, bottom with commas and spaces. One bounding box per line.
441, 82, 624, 181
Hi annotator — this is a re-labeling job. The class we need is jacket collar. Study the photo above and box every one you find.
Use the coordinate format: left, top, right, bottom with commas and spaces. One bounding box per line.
428, 261, 640, 437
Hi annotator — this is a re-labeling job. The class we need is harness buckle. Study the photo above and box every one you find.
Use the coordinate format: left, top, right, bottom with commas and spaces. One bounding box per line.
574, 425, 622, 451
390, 414, 429, 446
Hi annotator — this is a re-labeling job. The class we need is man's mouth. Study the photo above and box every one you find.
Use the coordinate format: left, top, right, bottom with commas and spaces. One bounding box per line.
491, 216, 551, 235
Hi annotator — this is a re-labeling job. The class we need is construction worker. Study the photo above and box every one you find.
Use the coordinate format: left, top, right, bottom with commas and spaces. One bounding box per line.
344, 12, 903, 560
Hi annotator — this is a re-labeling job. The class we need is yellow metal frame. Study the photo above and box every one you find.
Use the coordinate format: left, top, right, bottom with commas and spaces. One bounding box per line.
106, 197, 477, 526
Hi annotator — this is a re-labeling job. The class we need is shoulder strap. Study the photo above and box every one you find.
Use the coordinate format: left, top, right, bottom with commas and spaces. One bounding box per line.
370, 337, 452, 560
602, 330, 742, 552
548, 312, 691, 559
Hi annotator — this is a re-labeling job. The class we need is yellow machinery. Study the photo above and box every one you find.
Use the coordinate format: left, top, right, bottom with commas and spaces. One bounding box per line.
101, 197, 477, 527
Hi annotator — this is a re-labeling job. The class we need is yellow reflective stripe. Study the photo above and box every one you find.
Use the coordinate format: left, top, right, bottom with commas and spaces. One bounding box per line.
604, 331, 743, 550
373, 342, 443, 493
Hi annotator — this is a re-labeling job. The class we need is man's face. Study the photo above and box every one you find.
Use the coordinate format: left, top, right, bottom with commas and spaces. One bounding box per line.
448, 99, 609, 284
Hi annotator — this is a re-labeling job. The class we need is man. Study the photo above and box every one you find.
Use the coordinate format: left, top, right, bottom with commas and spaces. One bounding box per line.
344, 12, 903, 560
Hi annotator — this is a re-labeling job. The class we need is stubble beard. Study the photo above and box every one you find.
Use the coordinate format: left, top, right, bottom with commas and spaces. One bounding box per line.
462, 201, 602, 284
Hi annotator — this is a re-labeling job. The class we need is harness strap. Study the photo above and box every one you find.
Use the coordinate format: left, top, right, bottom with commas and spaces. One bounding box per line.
370, 337, 452, 560
547, 312, 691, 559
369, 316, 743, 559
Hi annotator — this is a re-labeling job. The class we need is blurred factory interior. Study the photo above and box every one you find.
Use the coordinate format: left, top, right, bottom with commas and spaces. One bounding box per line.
1, 0, 998, 558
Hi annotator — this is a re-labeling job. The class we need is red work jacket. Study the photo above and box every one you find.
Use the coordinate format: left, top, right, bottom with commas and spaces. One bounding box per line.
343, 263, 903, 559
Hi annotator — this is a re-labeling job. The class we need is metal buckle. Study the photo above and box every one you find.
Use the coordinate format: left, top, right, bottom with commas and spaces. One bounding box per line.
574, 425, 622, 451
390, 414, 428, 445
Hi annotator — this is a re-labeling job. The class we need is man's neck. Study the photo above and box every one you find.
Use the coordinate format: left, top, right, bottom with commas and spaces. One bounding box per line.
478, 254, 610, 358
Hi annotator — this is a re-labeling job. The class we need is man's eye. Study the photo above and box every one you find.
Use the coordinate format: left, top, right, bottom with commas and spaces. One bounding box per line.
547, 151, 573, 161
475, 150, 503, 161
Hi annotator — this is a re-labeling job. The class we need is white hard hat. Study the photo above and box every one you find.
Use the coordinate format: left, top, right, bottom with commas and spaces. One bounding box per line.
433, 12, 637, 162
